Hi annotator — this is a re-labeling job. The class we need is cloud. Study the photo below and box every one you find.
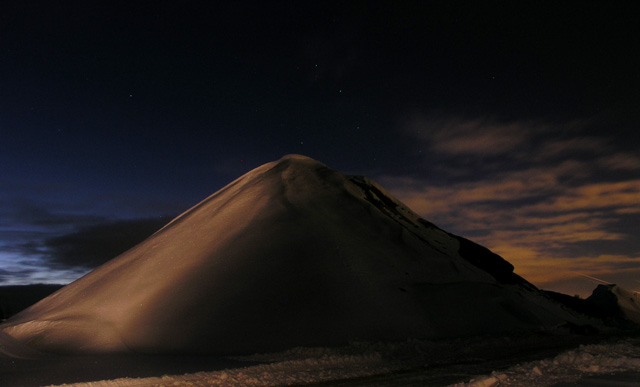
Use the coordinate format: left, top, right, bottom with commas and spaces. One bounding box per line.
382, 114, 640, 296
0, 267, 38, 283
405, 115, 541, 156
380, 161, 591, 227
0, 215, 174, 285
598, 153, 640, 170
0, 249, 56, 285
44, 217, 173, 270
0, 199, 106, 230
528, 180, 640, 213
535, 137, 606, 159
0, 191, 182, 284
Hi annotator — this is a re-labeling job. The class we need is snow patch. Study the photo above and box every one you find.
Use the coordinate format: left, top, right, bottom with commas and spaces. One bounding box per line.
451, 337, 640, 386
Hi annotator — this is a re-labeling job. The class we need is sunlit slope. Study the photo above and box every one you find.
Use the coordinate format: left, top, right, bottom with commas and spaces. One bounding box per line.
1, 155, 588, 355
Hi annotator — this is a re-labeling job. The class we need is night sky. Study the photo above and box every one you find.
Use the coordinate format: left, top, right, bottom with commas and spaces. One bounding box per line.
1, 1, 639, 297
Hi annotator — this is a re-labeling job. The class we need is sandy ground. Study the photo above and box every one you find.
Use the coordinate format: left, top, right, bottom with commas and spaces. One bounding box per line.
3, 333, 631, 387
0, 354, 259, 387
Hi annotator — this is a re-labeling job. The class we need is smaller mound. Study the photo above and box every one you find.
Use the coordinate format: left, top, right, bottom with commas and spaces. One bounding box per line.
587, 284, 640, 324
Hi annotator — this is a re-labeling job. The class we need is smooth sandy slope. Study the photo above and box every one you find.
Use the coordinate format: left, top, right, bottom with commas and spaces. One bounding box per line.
0, 156, 594, 356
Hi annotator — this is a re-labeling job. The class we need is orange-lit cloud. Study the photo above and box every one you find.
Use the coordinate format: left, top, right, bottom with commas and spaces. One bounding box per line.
529, 180, 640, 212
381, 116, 640, 296
405, 116, 539, 156
535, 137, 605, 159
598, 153, 640, 170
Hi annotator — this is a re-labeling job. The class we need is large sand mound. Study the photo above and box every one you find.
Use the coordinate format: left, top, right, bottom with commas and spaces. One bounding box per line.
1, 155, 588, 355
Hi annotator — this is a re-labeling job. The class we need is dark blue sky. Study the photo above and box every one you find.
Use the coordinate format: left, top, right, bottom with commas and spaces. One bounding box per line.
1, 1, 639, 296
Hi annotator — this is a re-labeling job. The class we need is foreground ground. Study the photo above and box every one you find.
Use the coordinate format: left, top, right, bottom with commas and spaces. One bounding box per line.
1, 332, 639, 387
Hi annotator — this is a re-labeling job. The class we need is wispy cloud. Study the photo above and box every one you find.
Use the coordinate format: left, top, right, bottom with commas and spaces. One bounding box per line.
0, 216, 173, 285
0, 195, 177, 284
44, 217, 172, 269
535, 137, 605, 159
406, 116, 536, 156
380, 115, 640, 296
598, 153, 640, 171
528, 180, 640, 213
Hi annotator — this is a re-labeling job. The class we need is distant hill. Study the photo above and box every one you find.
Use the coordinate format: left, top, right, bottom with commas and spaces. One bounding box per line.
587, 284, 640, 324
0, 284, 64, 320
544, 284, 640, 328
